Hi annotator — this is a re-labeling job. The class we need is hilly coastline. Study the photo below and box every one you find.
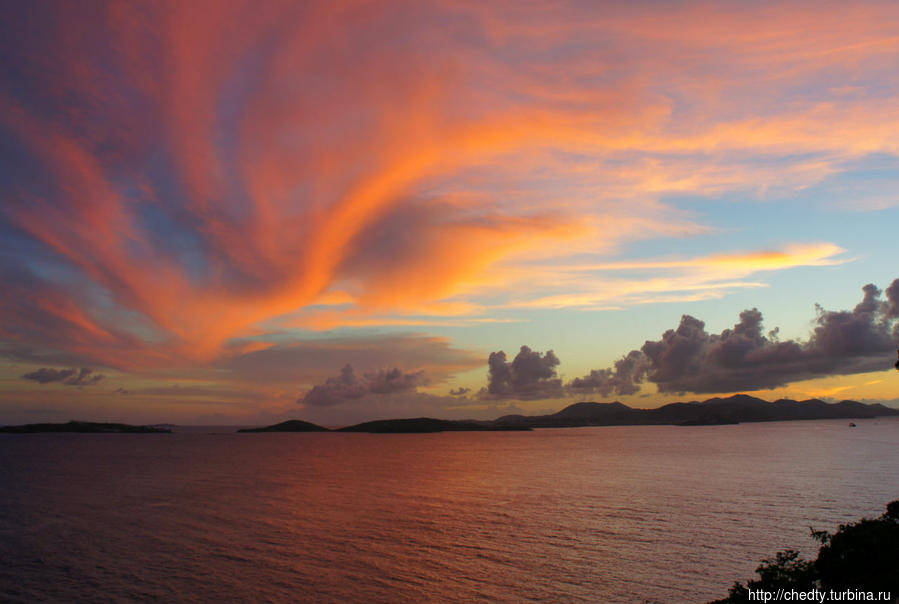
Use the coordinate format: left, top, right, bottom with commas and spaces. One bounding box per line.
492, 394, 899, 428
5, 395, 893, 434
0, 420, 171, 433
240, 394, 898, 433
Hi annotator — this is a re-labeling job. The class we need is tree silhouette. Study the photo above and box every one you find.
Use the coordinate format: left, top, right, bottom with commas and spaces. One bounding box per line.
711, 500, 899, 603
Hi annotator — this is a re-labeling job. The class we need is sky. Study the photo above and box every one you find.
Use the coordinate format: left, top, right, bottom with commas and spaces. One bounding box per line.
2, 0, 899, 426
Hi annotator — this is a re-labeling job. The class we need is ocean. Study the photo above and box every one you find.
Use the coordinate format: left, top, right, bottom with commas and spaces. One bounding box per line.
2, 418, 897, 603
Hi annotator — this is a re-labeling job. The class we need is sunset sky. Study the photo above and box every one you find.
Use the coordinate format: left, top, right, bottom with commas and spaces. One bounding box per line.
2, 0, 898, 426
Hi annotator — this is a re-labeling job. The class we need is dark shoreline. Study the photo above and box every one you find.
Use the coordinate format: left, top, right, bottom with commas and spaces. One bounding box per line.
4, 394, 895, 434
0, 420, 171, 434
238, 394, 898, 433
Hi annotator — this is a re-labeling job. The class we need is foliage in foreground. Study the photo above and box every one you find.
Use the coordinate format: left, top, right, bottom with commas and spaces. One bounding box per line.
711, 500, 899, 603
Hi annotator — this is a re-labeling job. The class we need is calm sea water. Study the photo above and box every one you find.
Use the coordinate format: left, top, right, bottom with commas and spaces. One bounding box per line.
1, 418, 898, 603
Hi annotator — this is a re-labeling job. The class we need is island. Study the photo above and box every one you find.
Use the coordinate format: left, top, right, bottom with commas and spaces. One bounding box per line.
238, 419, 329, 433
337, 417, 532, 433
0, 420, 171, 433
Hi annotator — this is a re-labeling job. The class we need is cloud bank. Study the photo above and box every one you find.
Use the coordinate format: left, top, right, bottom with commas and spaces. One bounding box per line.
568, 351, 648, 397
570, 279, 899, 396
301, 365, 429, 407
296, 279, 899, 412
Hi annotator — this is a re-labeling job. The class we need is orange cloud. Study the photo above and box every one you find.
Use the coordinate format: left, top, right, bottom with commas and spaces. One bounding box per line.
506, 243, 849, 310
2, 0, 898, 371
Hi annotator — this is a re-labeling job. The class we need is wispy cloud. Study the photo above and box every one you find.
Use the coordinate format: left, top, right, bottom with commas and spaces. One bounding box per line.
1, 0, 897, 374
501, 243, 849, 310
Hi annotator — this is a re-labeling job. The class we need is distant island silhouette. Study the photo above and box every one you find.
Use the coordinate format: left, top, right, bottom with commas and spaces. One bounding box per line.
0, 420, 171, 433
3, 395, 893, 434
238, 419, 329, 433
491, 394, 899, 428
242, 394, 898, 433
338, 418, 532, 433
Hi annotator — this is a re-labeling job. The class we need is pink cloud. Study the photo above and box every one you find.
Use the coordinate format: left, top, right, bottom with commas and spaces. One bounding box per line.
1, 0, 898, 372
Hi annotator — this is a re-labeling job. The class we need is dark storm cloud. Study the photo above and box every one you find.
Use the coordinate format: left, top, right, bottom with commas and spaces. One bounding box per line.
301, 365, 428, 407
22, 367, 104, 386
22, 368, 71, 384
70, 368, 103, 386
638, 309, 808, 393
568, 350, 649, 397
805, 283, 896, 360
365, 367, 429, 394
22, 368, 77, 384
569, 279, 899, 396
302, 365, 368, 407
883, 278, 899, 319
484, 345, 563, 399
